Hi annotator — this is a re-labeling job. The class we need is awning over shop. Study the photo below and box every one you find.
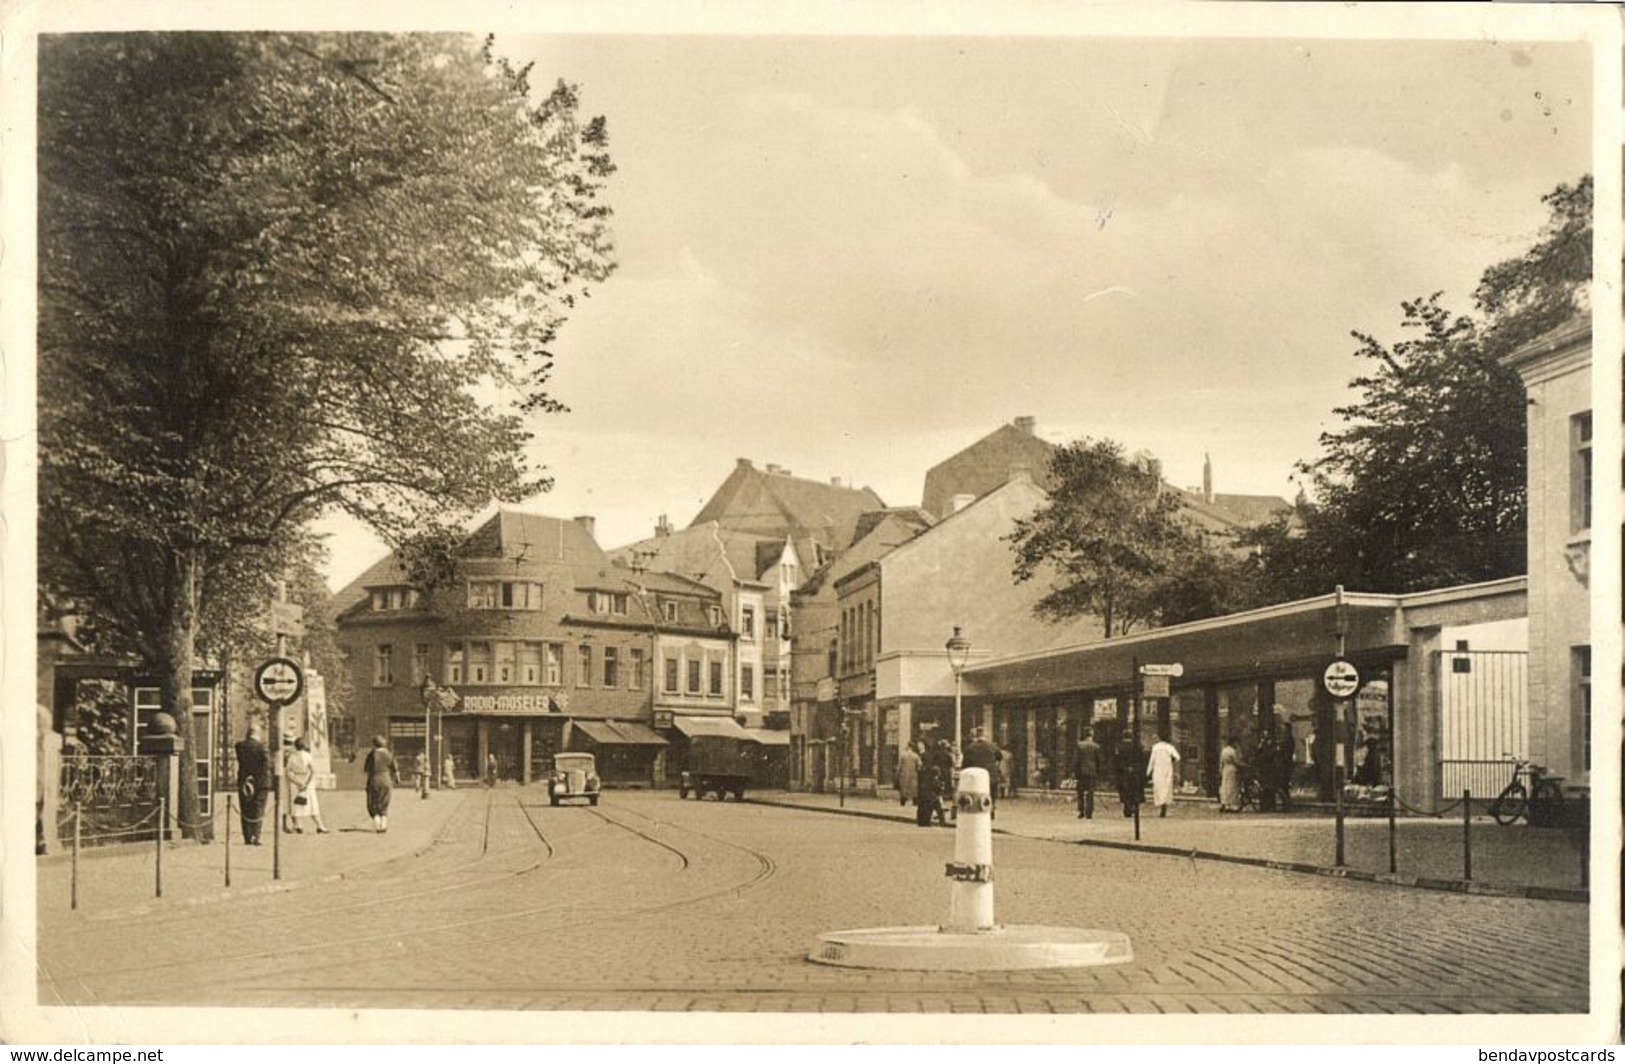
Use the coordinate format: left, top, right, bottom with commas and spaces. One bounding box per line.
741, 727, 790, 746
671, 715, 752, 740
572, 720, 669, 746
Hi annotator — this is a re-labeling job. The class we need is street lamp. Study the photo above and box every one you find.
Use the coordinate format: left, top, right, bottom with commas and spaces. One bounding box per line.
945, 626, 971, 751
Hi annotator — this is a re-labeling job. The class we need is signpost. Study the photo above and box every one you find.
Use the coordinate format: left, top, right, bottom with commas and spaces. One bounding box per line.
253, 657, 304, 881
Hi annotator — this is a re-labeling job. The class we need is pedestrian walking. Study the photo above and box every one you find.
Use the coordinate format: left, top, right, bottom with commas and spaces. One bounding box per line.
935, 739, 959, 824
998, 746, 1014, 799
1147, 731, 1182, 818
962, 727, 1001, 816
415, 749, 431, 798
1219, 734, 1242, 813
897, 741, 921, 807
233, 723, 271, 845
914, 743, 941, 827
363, 735, 400, 833
1115, 736, 1142, 818
285, 736, 331, 833
486, 753, 499, 787
442, 753, 457, 790
1071, 728, 1101, 818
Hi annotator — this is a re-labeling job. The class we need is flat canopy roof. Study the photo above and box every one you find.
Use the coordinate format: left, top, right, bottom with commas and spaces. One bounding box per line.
740, 727, 791, 746
964, 580, 1525, 699
572, 720, 668, 746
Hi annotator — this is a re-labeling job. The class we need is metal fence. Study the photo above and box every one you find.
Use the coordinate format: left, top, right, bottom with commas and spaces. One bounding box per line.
58, 754, 162, 845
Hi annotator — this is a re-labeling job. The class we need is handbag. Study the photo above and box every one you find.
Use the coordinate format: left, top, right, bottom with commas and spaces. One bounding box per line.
293, 793, 309, 807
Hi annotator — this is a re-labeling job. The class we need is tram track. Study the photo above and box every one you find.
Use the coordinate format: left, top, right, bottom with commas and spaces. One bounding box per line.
43, 794, 782, 997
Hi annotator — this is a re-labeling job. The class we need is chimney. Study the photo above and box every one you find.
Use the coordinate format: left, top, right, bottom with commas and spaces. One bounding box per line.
1013, 416, 1036, 435
951, 493, 976, 514
765, 463, 781, 475
573, 515, 596, 540
830, 476, 843, 488
1203, 453, 1214, 504
736, 457, 753, 469
655, 514, 671, 538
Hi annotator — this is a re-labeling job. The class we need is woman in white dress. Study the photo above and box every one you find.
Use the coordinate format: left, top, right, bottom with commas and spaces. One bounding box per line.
1146, 733, 1182, 818
285, 737, 330, 834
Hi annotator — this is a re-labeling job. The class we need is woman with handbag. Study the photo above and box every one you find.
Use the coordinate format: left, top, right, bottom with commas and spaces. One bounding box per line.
285, 736, 331, 834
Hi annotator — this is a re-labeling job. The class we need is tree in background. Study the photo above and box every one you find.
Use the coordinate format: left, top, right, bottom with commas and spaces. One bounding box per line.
1008, 439, 1191, 636
39, 33, 616, 837
1243, 176, 1589, 601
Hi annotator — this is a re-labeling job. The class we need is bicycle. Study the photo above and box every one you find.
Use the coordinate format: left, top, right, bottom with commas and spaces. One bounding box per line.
1488, 756, 1564, 826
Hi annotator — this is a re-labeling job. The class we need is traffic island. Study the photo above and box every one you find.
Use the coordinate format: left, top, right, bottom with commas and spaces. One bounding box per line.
808, 768, 1133, 972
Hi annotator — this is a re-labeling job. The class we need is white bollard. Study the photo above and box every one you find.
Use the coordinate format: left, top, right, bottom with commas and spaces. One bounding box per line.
945, 767, 995, 932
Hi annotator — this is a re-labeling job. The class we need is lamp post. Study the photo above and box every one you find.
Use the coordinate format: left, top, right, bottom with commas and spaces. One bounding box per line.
945, 626, 971, 752
420, 676, 437, 797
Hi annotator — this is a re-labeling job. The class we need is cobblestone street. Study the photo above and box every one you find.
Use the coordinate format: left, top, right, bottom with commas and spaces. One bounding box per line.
33, 787, 1591, 1017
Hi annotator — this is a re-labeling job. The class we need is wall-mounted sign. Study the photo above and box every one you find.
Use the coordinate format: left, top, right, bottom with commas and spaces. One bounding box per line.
459, 691, 566, 714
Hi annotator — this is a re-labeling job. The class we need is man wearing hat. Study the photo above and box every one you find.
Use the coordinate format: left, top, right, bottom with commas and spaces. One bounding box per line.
234, 723, 271, 845
961, 726, 1002, 817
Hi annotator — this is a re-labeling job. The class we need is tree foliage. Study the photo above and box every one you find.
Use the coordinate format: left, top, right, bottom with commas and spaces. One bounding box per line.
1244, 175, 1589, 600
39, 32, 616, 836
1007, 439, 1192, 636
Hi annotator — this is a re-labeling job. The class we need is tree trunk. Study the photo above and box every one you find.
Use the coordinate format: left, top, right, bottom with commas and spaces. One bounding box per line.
161, 548, 212, 842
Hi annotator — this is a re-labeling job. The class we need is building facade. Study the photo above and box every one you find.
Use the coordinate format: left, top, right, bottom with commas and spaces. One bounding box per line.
1501, 316, 1593, 792
333, 511, 735, 789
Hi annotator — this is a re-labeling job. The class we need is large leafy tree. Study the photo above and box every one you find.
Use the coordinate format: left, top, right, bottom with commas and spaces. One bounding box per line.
1245, 176, 1590, 599
1007, 439, 1192, 636
39, 33, 615, 837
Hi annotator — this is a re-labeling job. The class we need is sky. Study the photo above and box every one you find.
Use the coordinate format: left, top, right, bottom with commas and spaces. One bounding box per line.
314, 26, 1593, 591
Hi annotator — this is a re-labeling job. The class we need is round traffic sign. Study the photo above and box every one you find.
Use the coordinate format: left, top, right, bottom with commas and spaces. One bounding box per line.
1322, 657, 1361, 699
254, 657, 305, 706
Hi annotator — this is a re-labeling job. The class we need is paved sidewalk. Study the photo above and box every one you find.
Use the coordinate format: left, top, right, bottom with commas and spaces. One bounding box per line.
753, 788, 1591, 901
37, 785, 474, 921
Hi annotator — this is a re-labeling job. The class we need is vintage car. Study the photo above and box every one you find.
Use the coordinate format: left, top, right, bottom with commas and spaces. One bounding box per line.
548, 752, 601, 807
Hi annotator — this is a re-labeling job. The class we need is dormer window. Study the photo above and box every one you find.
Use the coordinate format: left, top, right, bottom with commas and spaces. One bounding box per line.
370, 587, 421, 612
588, 590, 628, 615
708, 605, 723, 627
661, 599, 678, 623
468, 580, 543, 610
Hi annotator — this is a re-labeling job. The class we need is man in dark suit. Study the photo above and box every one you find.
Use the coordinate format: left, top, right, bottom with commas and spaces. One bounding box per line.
1072, 728, 1102, 818
234, 723, 272, 845
961, 727, 1002, 817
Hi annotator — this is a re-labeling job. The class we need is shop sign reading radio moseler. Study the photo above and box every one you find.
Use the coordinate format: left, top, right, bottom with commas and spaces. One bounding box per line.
253, 656, 305, 707
1321, 657, 1361, 700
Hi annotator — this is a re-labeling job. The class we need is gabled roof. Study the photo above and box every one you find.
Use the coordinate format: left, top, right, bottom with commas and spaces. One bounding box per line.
1175, 488, 1292, 535
608, 523, 785, 590
331, 552, 411, 617
922, 420, 1057, 519
689, 459, 885, 549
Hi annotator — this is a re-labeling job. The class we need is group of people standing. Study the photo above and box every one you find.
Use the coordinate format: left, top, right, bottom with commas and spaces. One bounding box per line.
231, 723, 333, 843
897, 736, 957, 827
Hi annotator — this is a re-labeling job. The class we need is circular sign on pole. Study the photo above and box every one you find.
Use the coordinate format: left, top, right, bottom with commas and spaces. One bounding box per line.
1322, 657, 1361, 699
254, 657, 305, 707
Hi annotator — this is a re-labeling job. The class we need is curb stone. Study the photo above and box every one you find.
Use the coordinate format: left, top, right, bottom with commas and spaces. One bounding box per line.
750, 796, 1588, 905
